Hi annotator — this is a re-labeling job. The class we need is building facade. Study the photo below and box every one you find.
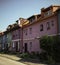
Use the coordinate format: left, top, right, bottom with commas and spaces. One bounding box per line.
2, 31, 8, 51
0, 33, 3, 51
22, 5, 60, 53
11, 23, 23, 53
0, 5, 60, 53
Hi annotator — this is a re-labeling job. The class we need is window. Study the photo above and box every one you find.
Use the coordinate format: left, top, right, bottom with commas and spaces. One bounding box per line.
29, 28, 32, 34
47, 22, 50, 30
13, 35, 15, 38
44, 12, 48, 16
40, 24, 43, 31
29, 16, 35, 23
24, 29, 25, 33
13, 42, 14, 48
48, 10, 52, 15
51, 20, 54, 26
29, 19, 32, 22
44, 10, 52, 17
30, 42, 32, 50
16, 34, 17, 37
24, 29, 28, 35
25, 29, 28, 35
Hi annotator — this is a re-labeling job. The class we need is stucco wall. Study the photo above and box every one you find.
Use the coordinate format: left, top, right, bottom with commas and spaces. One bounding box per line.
57, 10, 60, 33
23, 15, 57, 53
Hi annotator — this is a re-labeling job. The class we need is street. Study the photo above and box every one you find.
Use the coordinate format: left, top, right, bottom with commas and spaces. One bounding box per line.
0, 54, 46, 65
0, 56, 26, 65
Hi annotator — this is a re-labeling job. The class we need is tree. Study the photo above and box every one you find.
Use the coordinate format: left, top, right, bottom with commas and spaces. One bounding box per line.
40, 35, 54, 63
40, 35, 60, 63
40, 36, 54, 54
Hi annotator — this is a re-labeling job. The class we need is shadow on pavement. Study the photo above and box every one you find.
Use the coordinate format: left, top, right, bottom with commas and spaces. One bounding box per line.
16, 58, 60, 65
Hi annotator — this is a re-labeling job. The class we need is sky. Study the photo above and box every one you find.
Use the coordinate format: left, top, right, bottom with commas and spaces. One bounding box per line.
0, 0, 60, 32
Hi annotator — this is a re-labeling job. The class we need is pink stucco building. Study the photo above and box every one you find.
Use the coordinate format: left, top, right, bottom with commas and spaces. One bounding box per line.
11, 23, 23, 53
22, 5, 60, 53
0, 5, 60, 53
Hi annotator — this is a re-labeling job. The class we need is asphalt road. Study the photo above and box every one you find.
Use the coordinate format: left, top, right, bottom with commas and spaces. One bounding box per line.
0, 56, 26, 65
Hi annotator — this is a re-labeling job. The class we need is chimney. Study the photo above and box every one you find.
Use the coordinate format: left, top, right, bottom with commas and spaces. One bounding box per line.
18, 19, 20, 25
41, 8, 45, 13
16, 20, 18, 24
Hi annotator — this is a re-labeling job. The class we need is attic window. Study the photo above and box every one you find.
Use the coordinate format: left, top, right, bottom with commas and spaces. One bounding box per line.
44, 10, 52, 16
29, 16, 35, 23
37, 15, 40, 18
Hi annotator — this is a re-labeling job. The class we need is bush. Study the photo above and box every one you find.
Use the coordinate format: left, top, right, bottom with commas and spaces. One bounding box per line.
39, 52, 48, 62
29, 51, 40, 59
20, 52, 39, 59
20, 53, 30, 58
39, 35, 60, 63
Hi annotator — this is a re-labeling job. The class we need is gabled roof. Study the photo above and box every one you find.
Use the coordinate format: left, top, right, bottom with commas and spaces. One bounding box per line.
7, 24, 21, 31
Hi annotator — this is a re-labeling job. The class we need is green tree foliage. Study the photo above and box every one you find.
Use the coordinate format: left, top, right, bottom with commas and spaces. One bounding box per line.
40, 36, 54, 54
40, 35, 60, 63
53, 36, 60, 62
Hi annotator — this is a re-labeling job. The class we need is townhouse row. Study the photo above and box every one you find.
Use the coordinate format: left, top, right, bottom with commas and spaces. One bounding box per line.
0, 5, 60, 53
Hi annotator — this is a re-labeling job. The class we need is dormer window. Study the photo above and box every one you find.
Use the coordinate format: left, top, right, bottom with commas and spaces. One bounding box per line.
7, 25, 12, 30
28, 16, 35, 23
30, 19, 32, 23
30, 18, 35, 23
8, 26, 10, 29
44, 10, 52, 17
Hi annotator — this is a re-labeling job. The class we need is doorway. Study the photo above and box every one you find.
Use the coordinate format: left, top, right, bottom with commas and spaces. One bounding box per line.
16, 42, 18, 52
24, 43, 27, 53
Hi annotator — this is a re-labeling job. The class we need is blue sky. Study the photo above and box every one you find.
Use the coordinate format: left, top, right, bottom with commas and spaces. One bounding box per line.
0, 0, 60, 32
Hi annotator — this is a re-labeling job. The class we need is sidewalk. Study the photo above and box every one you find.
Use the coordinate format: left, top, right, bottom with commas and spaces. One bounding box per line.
0, 53, 46, 65
0, 53, 20, 61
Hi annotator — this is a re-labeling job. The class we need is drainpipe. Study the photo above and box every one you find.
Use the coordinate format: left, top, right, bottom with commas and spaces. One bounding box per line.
22, 26, 23, 53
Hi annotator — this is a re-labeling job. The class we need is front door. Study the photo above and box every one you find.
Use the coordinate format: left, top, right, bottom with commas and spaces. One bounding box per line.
16, 42, 18, 52
24, 43, 27, 53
